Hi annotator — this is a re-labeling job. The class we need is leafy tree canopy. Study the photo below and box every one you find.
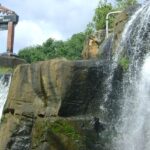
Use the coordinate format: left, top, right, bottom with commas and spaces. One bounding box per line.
85, 0, 115, 36
116, 0, 137, 9
18, 32, 86, 63
18, 45, 45, 63
93, 0, 114, 30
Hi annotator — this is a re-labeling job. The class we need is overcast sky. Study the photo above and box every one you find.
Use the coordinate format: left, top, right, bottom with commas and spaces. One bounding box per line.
0, 0, 144, 54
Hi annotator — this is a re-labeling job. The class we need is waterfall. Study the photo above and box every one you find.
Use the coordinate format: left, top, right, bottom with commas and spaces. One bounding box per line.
100, 3, 145, 117
112, 2, 150, 150
0, 74, 11, 121
114, 54, 150, 150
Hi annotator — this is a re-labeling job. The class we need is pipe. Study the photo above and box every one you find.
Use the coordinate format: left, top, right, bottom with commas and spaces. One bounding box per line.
106, 11, 122, 39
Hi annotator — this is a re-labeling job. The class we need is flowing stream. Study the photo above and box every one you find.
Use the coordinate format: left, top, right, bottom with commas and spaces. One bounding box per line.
0, 74, 11, 121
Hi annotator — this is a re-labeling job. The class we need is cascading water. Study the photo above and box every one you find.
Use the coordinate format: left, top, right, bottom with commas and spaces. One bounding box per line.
100, 4, 145, 114
111, 2, 150, 150
113, 54, 150, 150
0, 74, 11, 121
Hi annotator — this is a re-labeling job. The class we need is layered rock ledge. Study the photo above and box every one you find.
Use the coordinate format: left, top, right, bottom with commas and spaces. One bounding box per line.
0, 59, 108, 150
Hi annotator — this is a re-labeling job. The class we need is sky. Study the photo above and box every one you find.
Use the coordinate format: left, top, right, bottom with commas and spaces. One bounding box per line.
0, 0, 144, 54
0, 0, 101, 53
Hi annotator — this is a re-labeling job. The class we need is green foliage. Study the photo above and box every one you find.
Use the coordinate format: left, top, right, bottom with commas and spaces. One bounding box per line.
0, 67, 13, 74
84, 0, 115, 35
93, 0, 114, 30
119, 56, 129, 71
32, 119, 81, 147
42, 38, 65, 59
116, 0, 137, 9
18, 45, 45, 63
63, 33, 86, 60
85, 0, 138, 34
85, 22, 95, 36
18, 32, 86, 63
32, 119, 85, 150
50, 120, 81, 140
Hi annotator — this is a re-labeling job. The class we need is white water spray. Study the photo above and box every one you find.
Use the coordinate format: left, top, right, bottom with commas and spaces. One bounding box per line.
100, 4, 145, 114
114, 54, 150, 150
113, 2, 150, 150
0, 75, 11, 121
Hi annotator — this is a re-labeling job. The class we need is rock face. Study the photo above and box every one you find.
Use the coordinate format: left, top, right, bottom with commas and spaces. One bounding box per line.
113, 12, 128, 47
5, 59, 106, 117
0, 59, 108, 149
82, 30, 105, 59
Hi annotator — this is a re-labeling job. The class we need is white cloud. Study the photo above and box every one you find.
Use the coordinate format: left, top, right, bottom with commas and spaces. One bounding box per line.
14, 20, 63, 52
1, 0, 122, 54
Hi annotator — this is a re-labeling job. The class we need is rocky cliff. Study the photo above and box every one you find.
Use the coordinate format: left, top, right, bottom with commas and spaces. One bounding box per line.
0, 59, 109, 150
0, 5, 141, 150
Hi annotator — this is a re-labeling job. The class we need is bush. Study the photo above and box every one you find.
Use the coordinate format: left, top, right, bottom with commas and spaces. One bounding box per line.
18, 32, 86, 63
119, 56, 129, 71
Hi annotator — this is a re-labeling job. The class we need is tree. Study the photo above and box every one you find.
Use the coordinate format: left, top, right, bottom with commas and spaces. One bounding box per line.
92, 0, 114, 30
18, 32, 86, 63
42, 38, 65, 59
85, 22, 95, 36
63, 32, 86, 59
116, 0, 137, 9
18, 45, 45, 63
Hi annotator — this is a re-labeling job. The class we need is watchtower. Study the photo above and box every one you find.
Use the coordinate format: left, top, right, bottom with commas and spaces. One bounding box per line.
0, 4, 19, 55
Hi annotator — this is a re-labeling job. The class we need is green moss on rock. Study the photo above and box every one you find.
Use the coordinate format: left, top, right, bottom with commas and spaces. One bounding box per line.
50, 120, 81, 140
32, 118, 84, 150
119, 56, 129, 71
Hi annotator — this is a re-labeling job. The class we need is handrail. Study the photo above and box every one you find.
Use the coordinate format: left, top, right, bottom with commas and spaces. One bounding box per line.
106, 11, 122, 39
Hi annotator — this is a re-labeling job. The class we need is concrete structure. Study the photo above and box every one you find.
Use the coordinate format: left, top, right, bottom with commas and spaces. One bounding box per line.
0, 4, 19, 55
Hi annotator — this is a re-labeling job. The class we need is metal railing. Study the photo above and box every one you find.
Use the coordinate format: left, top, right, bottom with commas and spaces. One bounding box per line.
106, 11, 122, 39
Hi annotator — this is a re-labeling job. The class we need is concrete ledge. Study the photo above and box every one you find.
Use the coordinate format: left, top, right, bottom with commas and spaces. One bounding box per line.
0, 56, 26, 68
